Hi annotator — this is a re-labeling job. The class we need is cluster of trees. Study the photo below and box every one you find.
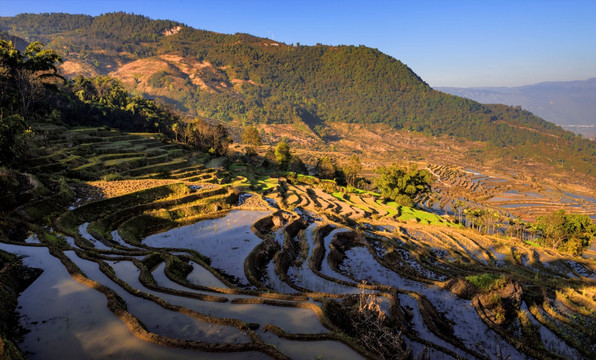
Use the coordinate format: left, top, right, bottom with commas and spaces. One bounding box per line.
0, 39, 62, 117
172, 118, 231, 156
374, 165, 433, 206
247, 142, 364, 188
453, 202, 595, 256
535, 210, 595, 256
310, 155, 363, 187
343, 155, 363, 187
0, 37, 233, 166
67, 75, 179, 133
240, 124, 261, 158
263, 141, 307, 173
462, 207, 502, 234
0, 38, 63, 165
2, 12, 593, 175
69, 75, 232, 155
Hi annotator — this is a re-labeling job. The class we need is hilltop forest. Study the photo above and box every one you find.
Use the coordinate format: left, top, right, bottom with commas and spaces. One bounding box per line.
0, 12, 594, 176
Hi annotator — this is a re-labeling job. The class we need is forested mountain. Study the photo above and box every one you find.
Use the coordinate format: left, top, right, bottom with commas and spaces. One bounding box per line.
438, 78, 596, 139
1, 12, 594, 174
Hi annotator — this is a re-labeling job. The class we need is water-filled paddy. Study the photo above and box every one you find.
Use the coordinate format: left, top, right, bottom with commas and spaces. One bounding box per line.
3, 194, 591, 359
144, 210, 271, 286
0, 243, 261, 359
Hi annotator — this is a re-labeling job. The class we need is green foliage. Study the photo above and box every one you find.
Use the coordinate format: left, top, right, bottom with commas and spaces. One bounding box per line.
69, 75, 178, 133
0, 36, 236, 170
1, 13, 594, 174
465, 273, 506, 291
0, 38, 51, 140
0, 38, 63, 117
374, 164, 433, 205
288, 156, 307, 174
343, 154, 362, 187
535, 210, 596, 255
0, 114, 28, 165
240, 125, 261, 146
274, 141, 291, 170
316, 156, 336, 180
396, 205, 448, 225
184, 118, 231, 156
0, 36, 188, 168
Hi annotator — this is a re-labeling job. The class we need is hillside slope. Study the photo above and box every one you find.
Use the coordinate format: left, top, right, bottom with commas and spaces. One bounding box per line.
1, 12, 594, 176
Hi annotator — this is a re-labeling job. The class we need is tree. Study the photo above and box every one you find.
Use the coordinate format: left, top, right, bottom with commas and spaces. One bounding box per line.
274, 141, 291, 170
241, 125, 261, 146
536, 210, 596, 255
317, 156, 336, 180
464, 208, 485, 231
288, 156, 307, 174
0, 39, 62, 165
212, 123, 232, 156
185, 118, 231, 156
343, 154, 362, 187
171, 122, 180, 141
487, 209, 501, 234
0, 114, 28, 165
241, 125, 261, 160
0, 39, 63, 117
264, 148, 277, 168
374, 164, 433, 206
453, 199, 467, 223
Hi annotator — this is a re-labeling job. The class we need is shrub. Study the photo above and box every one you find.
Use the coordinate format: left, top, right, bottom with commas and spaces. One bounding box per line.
465, 273, 506, 291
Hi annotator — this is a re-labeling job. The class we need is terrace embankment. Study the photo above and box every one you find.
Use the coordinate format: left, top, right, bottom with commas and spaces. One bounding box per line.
1, 125, 595, 359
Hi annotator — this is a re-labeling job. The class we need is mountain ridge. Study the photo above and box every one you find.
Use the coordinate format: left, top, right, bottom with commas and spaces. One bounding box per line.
1, 12, 594, 176
438, 78, 596, 138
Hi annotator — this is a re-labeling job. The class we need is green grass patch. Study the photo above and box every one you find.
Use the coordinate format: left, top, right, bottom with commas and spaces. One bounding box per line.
103, 156, 145, 166
346, 187, 379, 196
296, 174, 319, 185
374, 200, 451, 225
255, 177, 278, 191
375, 199, 398, 217
331, 192, 345, 201
525, 240, 542, 248
398, 205, 447, 225
466, 273, 507, 291
41, 232, 69, 250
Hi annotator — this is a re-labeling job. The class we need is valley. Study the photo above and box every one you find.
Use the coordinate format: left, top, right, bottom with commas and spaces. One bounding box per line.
0, 11, 595, 360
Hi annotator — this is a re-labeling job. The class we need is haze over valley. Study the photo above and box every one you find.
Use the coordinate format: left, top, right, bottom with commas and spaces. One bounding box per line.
439, 78, 596, 139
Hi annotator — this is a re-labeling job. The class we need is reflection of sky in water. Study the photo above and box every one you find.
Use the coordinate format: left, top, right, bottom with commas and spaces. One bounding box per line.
258, 330, 363, 360
0, 243, 257, 360
144, 210, 271, 285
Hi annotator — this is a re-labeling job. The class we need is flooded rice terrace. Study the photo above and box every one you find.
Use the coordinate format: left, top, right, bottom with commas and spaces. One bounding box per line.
2, 207, 593, 359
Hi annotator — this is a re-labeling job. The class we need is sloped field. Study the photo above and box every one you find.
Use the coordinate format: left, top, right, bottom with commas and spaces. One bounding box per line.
1, 127, 595, 359
423, 164, 596, 223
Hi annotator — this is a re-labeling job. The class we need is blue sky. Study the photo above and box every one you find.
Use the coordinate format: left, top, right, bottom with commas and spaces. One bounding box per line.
1, 0, 595, 87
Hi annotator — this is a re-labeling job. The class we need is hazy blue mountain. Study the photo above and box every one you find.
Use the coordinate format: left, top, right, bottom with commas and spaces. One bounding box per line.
438, 78, 596, 138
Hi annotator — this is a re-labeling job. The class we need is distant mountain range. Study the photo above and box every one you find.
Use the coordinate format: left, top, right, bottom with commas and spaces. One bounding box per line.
438, 78, 596, 138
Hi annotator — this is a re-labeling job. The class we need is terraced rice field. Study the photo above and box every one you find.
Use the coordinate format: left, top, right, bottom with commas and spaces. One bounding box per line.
422, 165, 596, 222
1, 127, 595, 359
